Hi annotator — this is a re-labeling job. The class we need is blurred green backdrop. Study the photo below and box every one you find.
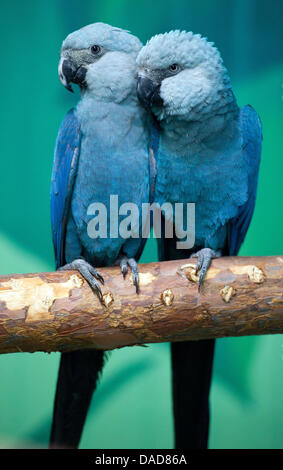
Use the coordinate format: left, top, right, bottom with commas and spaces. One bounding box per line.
0, 0, 282, 449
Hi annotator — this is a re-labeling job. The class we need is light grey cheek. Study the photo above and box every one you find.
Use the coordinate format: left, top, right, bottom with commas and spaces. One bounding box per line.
159, 78, 175, 104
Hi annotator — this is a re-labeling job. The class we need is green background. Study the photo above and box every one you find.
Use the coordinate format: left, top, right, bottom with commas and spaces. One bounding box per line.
0, 0, 282, 449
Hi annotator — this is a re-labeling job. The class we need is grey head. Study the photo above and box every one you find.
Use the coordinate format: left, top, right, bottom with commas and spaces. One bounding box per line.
136, 30, 235, 122
58, 22, 142, 101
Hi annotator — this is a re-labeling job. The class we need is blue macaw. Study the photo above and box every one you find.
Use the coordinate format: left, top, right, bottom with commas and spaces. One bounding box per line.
136, 30, 262, 448
50, 23, 156, 448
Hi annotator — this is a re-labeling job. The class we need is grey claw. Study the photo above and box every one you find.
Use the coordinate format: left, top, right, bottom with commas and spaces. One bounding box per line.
195, 252, 204, 273
198, 265, 208, 291
85, 275, 103, 301
120, 258, 128, 279
190, 248, 221, 290
89, 266, 104, 285
58, 258, 104, 301
128, 258, 139, 294
132, 272, 140, 294
120, 257, 139, 294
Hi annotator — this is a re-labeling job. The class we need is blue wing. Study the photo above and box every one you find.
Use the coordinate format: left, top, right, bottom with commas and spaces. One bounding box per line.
227, 105, 263, 256
50, 109, 81, 268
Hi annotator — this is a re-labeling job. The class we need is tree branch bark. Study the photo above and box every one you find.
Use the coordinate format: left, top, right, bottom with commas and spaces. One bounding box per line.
0, 256, 282, 354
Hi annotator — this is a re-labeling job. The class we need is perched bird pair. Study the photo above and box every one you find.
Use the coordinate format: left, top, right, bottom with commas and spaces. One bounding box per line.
50, 22, 262, 449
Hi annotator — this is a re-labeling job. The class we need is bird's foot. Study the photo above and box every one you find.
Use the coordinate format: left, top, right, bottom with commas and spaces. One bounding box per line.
190, 248, 221, 291
58, 258, 104, 301
119, 257, 139, 294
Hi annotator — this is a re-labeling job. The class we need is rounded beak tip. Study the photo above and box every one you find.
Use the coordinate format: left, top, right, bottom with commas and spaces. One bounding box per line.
58, 57, 75, 93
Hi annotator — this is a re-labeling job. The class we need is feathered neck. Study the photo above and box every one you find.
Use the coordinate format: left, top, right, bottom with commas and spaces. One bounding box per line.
158, 92, 240, 155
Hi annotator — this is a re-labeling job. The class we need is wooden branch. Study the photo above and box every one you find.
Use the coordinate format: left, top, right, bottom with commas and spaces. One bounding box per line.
0, 256, 282, 354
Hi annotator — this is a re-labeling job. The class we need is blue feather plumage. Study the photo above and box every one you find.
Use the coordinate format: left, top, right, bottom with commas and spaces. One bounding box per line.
50, 109, 81, 268
155, 105, 262, 256
228, 105, 262, 255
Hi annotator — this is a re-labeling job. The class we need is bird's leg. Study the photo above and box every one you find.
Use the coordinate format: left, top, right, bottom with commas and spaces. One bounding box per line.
119, 257, 140, 294
190, 248, 221, 291
58, 257, 104, 301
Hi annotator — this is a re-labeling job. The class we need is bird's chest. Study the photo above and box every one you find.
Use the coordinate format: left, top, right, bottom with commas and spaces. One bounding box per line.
71, 124, 149, 242
72, 137, 130, 213
155, 144, 248, 245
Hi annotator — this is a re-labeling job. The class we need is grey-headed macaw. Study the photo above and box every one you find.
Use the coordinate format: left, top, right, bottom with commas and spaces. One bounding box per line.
136, 30, 262, 448
50, 22, 156, 448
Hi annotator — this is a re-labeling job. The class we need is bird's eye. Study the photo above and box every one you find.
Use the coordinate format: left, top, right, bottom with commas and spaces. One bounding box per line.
91, 45, 101, 54
169, 63, 179, 73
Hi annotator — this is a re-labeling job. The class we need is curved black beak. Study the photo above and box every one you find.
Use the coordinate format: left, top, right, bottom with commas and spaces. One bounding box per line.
137, 76, 163, 107
58, 57, 87, 93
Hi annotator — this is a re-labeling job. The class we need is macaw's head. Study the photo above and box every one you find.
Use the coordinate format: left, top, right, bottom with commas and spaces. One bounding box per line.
136, 30, 234, 122
59, 22, 142, 101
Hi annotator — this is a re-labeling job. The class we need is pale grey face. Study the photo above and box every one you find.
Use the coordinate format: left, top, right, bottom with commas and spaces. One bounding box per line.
136, 64, 182, 108
58, 43, 107, 92
58, 22, 142, 93
136, 30, 228, 120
